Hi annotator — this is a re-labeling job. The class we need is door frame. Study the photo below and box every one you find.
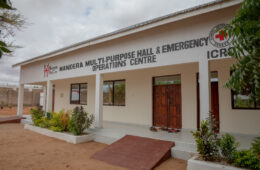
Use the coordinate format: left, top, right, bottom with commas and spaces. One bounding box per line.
196, 73, 200, 130
152, 74, 182, 128
196, 71, 219, 131
52, 85, 55, 112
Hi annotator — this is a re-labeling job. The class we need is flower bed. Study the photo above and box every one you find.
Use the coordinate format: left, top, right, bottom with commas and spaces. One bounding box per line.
190, 114, 260, 170
187, 156, 245, 170
24, 124, 94, 144
28, 106, 95, 144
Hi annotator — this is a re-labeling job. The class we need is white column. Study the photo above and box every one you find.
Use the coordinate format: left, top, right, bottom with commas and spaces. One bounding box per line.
46, 80, 53, 112
42, 85, 47, 112
17, 84, 24, 116
95, 73, 103, 128
199, 58, 210, 122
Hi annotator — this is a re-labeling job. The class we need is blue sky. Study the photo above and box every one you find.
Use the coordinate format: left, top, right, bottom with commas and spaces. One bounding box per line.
0, 0, 215, 84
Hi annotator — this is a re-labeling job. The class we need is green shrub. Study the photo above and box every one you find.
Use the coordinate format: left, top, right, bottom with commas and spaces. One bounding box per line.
191, 115, 220, 161
68, 106, 94, 136
48, 110, 70, 132
60, 110, 71, 131
220, 133, 239, 163
38, 117, 49, 128
31, 108, 71, 132
233, 149, 260, 170
48, 112, 64, 132
48, 112, 60, 127
49, 125, 63, 132
7, 104, 12, 109
0, 101, 4, 109
252, 137, 260, 161
30, 107, 44, 126
46, 112, 53, 120
192, 115, 260, 169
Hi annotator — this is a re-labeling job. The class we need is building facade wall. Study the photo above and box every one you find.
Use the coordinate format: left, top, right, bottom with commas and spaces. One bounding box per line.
102, 63, 198, 129
53, 63, 198, 129
54, 76, 96, 115
210, 59, 260, 135
19, 5, 240, 84
17, 3, 260, 135
53, 59, 260, 135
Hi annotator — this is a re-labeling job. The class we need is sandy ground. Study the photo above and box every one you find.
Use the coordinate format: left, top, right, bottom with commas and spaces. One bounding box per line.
0, 123, 187, 170
0, 106, 34, 116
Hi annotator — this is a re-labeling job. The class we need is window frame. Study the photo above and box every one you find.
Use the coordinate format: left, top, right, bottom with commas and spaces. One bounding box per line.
153, 74, 181, 86
231, 90, 260, 110
103, 79, 125, 106
230, 71, 259, 110
70, 83, 88, 105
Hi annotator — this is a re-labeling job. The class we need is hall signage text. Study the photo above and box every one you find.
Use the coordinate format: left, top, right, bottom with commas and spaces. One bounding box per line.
59, 38, 231, 73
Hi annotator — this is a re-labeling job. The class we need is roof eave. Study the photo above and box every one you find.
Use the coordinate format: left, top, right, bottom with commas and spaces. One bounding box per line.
12, 0, 242, 68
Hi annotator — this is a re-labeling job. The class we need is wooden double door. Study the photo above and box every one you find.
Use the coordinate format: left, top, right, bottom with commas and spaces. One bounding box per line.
153, 84, 182, 129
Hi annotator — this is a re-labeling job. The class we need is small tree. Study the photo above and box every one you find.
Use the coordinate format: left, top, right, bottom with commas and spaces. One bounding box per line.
224, 0, 260, 101
68, 106, 94, 135
191, 114, 220, 161
220, 133, 239, 163
251, 137, 260, 161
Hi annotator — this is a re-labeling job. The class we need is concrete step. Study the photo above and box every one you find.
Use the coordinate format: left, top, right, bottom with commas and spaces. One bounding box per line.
21, 118, 33, 124
174, 140, 196, 149
93, 132, 197, 160
171, 140, 197, 160
171, 145, 197, 160
171, 141, 197, 160
93, 134, 118, 144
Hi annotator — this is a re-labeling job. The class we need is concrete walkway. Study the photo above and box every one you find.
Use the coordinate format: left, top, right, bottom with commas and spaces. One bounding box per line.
21, 117, 259, 160
87, 121, 259, 160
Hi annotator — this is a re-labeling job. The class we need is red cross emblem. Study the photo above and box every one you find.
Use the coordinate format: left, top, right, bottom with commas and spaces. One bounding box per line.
44, 64, 50, 77
209, 24, 233, 48
215, 30, 228, 41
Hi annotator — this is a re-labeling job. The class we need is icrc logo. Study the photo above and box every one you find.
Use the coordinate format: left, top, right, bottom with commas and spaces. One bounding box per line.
44, 63, 58, 77
209, 24, 233, 48
44, 64, 50, 77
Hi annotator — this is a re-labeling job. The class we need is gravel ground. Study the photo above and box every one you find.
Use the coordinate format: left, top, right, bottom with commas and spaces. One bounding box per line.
0, 123, 187, 170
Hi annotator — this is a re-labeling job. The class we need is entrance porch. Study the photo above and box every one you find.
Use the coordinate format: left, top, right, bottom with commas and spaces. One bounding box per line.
87, 121, 257, 160
20, 116, 257, 160
17, 58, 260, 139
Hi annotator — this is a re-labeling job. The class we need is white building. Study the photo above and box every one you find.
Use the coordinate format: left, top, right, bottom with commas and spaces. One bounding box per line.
13, 0, 260, 136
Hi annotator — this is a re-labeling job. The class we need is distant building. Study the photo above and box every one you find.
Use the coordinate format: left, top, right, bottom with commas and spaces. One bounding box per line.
0, 84, 42, 106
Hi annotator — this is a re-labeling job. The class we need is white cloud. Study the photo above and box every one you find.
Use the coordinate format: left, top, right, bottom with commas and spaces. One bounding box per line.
0, 0, 215, 84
